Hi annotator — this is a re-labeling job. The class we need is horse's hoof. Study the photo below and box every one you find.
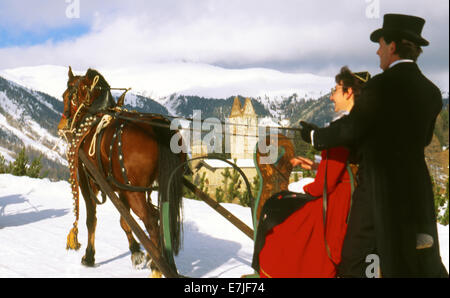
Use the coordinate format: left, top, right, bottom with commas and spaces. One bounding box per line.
81, 255, 95, 267
131, 251, 150, 270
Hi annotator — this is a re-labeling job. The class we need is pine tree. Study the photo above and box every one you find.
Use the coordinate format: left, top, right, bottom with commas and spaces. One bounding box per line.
195, 172, 208, 194
221, 167, 231, 202
1, 148, 45, 178
215, 187, 224, 203
227, 166, 242, 203
10, 148, 28, 176
27, 154, 43, 178
183, 172, 204, 200
0, 154, 7, 174
239, 175, 259, 207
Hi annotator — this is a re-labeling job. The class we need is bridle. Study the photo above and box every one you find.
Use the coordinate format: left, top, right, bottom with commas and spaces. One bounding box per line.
58, 75, 98, 142
58, 74, 130, 141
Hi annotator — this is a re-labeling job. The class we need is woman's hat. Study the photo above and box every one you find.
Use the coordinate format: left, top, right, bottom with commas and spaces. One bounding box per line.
370, 14, 429, 46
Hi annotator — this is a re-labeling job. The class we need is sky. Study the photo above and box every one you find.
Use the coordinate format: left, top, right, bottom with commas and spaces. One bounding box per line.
0, 0, 448, 91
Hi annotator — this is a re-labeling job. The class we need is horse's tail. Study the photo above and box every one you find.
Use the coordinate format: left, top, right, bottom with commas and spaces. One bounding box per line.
157, 133, 184, 255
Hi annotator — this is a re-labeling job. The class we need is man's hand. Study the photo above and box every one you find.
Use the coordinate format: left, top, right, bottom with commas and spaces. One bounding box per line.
290, 156, 316, 170
300, 121, 319, 144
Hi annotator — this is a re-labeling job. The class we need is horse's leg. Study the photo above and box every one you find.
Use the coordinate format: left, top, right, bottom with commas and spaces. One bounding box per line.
118, 192, 148, 269
79, 173, 97, 266
123, 190, 162, 277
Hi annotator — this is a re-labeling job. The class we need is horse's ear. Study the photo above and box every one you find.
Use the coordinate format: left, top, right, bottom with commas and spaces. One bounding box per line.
68, 66, 74, 80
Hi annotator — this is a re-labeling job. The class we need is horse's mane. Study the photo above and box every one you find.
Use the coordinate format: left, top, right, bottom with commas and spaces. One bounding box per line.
86, 68, 110, 89
84, 68, 116, 113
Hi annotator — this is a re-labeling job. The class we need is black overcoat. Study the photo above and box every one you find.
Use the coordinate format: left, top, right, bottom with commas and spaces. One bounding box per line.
313, 62, 448, 277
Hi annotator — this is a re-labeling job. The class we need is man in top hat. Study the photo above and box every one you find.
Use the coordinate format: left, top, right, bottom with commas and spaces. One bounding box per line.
300, 14, 448, 277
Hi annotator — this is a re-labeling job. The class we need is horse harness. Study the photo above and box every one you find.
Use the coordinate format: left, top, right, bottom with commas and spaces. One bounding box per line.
91, 112, 164, 193
69, 110, 167, 205
61, 74, 171, 249
62, 74, 158, 203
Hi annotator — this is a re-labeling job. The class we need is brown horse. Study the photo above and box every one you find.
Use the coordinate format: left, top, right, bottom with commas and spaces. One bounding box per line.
58, 67, 185, 277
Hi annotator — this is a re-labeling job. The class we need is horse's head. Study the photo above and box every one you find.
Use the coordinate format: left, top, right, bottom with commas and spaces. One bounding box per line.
58, 66, 83, 131
57, 67, 116, 131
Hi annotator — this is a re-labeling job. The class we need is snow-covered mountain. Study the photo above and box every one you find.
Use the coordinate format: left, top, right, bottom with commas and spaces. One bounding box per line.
0, 64, 338, 180
0, 74, 169, 180
0, 64, 338, 123
1, 64, 446, 183
0, 75, 68, 178
0, 64, 334, 103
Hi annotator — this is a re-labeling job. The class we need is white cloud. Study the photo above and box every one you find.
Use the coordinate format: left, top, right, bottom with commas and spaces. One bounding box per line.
0, 4, 369, 68
0, 0, 448, 91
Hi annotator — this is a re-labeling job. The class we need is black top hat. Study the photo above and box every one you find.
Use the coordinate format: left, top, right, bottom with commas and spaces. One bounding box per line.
370, 14, 429, 46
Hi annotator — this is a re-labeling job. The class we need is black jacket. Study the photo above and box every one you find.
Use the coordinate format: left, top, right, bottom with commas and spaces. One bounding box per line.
313, 62, 447, 277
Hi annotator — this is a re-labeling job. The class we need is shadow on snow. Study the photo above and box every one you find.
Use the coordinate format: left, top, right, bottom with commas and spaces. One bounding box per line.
0, 194, 69, 229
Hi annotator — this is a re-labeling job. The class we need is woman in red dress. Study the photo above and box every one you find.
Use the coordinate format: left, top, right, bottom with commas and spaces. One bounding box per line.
257, 67, 370, 278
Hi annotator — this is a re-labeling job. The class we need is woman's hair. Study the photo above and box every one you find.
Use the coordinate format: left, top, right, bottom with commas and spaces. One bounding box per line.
335, 66, 369, 99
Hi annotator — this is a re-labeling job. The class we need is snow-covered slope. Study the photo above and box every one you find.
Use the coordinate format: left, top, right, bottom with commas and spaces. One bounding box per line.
0, 64, 333, 102
0, 174, 448, 278
0, 73, 165, 179
0, 174, 254, 277
0, 65, 69, 102
0, 75, 67, 170
0, 64, 337, 131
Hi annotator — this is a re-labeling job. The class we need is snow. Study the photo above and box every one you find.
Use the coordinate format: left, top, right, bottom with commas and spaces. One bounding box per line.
0, 84, 67, 165
203, 159, 255, 169
0, 91, 25, 118
0, 64, 333, 102
0, 174, 448, 277
258, 116, 280, 128
31, 91, 62, 115
0, 147, 15, 163
0, 112, 67, 166
0, 174, 254, 277
438, 224, 449, 270
0, 65, 69, 101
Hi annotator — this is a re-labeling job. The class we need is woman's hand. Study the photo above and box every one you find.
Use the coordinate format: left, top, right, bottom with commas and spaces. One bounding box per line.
290, 156, 316, 170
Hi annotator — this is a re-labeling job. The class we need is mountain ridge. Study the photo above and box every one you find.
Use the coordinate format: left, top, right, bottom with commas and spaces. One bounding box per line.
0, 72, 447, 184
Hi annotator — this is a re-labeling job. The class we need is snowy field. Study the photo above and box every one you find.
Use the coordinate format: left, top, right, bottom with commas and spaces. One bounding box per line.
0, 174, 254, 278
0, 174, 448, 278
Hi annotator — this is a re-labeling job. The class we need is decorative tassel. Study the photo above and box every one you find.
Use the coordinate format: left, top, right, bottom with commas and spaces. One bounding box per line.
66, 221, 81, 250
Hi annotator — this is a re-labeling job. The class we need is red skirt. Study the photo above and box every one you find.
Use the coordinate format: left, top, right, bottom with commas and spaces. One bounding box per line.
259, 179, 352, 278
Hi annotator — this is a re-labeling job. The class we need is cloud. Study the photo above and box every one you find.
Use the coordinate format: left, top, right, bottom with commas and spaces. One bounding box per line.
0, 0, 448, 91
